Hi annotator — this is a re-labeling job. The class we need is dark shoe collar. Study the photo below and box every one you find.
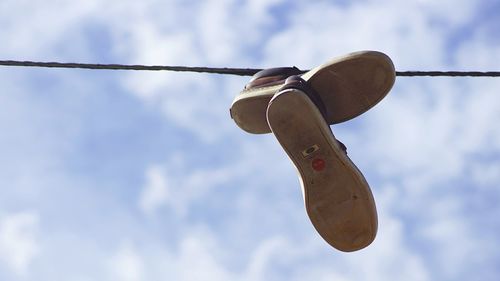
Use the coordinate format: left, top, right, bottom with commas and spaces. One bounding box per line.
245, 67, 305, 89
278, 75, 328, 120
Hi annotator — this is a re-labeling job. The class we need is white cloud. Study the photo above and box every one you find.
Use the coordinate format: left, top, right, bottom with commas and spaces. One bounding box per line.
243, 236, 289, 281
263, 1, 448, 69
471, 161, 500, 187
138, 155, 239, 217
107, 242, 144, 281
138, 165, 170, 216
0, 212, 40, 276
172, 235, 234, 281
418, 208, 486, 279
0, 0, 100, 59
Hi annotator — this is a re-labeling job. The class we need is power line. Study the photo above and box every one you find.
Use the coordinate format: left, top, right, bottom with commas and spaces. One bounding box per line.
396, 71, 500, 77
0, 60, 262, 76
1, 60, 499, 77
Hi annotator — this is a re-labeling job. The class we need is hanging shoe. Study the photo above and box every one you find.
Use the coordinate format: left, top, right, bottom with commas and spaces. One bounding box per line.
230, 50, 395, 134
267, 76, 377, 252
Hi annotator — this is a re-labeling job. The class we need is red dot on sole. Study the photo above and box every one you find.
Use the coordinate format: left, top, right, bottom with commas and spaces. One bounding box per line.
312, 158, 326, 171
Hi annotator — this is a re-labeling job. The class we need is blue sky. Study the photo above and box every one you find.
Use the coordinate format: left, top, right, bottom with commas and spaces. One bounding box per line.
0, 0, 499, 280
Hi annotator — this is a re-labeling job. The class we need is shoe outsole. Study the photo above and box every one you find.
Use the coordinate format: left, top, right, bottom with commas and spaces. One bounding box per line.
231, 50, 395, 134
267, 88, 378, 252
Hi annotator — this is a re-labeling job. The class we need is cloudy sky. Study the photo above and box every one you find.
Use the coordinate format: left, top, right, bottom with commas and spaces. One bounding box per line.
0, 0, 499, 280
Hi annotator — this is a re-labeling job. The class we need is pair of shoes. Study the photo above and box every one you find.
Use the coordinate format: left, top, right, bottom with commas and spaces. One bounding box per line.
230, 51, 395, 252
230, 50, 395, 134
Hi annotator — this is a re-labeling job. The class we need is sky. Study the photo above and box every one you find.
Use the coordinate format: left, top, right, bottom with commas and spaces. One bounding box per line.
0, 0, 499, 280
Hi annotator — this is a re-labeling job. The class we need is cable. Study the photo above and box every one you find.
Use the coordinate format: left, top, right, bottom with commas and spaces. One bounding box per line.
1, 60, 499, 77
0, 60, 262, 76
396, 71, 500, 77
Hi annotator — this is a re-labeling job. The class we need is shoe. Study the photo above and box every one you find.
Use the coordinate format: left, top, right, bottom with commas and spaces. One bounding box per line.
230, 50, 395, 134
266, 76, 377, 252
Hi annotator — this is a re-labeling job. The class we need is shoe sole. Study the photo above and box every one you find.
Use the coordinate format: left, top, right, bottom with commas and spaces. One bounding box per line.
267, 88, 377, 252
231, 50, 395, 134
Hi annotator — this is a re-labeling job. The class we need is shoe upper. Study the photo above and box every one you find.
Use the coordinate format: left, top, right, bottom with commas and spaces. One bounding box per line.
245, 67, 304, 89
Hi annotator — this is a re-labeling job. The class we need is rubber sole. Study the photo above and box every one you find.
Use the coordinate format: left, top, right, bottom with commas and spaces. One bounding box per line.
231, 50, 395, 134
267, 88, 378, 252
